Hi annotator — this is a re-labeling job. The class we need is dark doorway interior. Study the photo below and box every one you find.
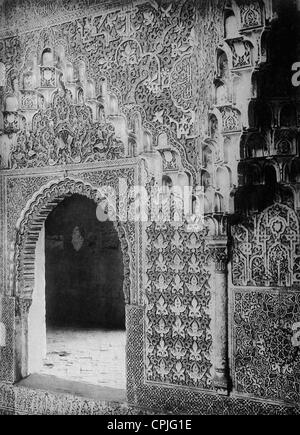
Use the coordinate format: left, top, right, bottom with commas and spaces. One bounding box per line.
45, 193, 125, 328
39, 194, 126, 389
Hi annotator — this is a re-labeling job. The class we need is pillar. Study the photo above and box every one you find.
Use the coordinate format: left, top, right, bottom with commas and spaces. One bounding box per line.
208, 238, 229, 395
15, 297, 32, 381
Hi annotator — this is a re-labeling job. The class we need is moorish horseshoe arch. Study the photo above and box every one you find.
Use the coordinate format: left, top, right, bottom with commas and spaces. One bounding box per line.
13, 176, 134, 381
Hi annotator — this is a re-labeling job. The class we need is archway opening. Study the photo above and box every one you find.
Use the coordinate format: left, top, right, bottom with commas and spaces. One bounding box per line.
28, 193, 126, 391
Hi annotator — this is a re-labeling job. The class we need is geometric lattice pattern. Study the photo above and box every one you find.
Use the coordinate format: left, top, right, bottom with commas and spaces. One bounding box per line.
232, 204, 300, 287
145, 222, 212, 389
232, 290, 300, 403
0, 297, 15, 383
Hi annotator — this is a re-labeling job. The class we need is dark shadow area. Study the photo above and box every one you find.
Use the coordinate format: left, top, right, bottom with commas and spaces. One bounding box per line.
45, 194, 125, 329
235, 0, 300, 215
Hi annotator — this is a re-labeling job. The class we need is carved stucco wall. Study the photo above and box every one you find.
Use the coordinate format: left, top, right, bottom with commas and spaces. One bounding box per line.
229, 0, 300, 407
0, 0, 224, 405
0, 163, 141, 385
230, 204, 300, 404
145, 222, 212, 389
0, 0, 226, 174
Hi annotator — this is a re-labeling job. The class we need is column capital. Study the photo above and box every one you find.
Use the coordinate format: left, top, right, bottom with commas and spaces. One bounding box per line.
207, 238, 228, 272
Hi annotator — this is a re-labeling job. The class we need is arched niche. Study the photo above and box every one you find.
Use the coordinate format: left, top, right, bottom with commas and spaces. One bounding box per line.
202, 142, 216, 168
252, 101, 273, 130
250, 72, 261, 99
205, 216, 218, 236
0, 111, 4, 131
86, 80, 95, 99
21, 56, 38, 90
12, 178, 134, 382
128, 134, 137, 157
214, 193, 224, 213
201, 169, 212, 190
225, 10, 239, 39
263, 162, 279, 186
204, 192, 213, 214
77, 87, 84, 105
216, 83, 228, 106
283, 162, 291, 183
97, 104, 105, 123
65, 62, 74, 82
234, 185, 266, 214
97, 77, 107, 100
55, 45, 66, 70
216, 166, 232, 192
235, 183, 294, 215
108, 94, 119, 116
5, 95, 18, 112
248, 100, 257, 129
162, 174, 173, 191
276, 185, 295, 209
23, 71, 36, 90
143, 130, 153, 153
77, 61, 87, 84
223, 137, 231, 163
41, 48, 54, 67
209, 113, 221, 140
6, 70, 20, 95
245, 132, 268, 158
177, 172, 191, 188
238, 161, 262, 186
290, 158, 300, 183
260, 30, 270, 64
157, 132, 169, 149
217, 49, 230, 82
280, 104, 297, 127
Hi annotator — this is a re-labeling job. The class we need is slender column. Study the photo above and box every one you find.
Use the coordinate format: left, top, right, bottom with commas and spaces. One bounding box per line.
0, 297, 6, 347
15, 297, 32, 381
208, 238, 229, 395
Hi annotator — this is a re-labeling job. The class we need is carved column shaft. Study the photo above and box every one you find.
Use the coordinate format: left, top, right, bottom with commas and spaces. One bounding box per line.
0, 297, 5, 347
208, 239, 229, 394
15, 297, 32, 381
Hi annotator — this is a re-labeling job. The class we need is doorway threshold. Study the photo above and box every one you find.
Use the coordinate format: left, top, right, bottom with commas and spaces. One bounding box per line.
16, 374, 127, 403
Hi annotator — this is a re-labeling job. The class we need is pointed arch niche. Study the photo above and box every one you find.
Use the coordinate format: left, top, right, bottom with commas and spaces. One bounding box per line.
12, 176, 136, 395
